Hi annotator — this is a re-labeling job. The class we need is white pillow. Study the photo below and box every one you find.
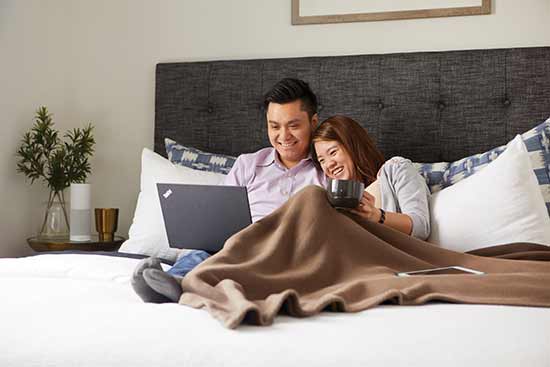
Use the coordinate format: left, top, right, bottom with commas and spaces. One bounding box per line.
428, 135, 550, 252
119, 148, 225, 261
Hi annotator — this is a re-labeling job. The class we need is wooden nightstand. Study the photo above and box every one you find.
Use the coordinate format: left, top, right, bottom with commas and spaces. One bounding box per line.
27, 235, 126, 252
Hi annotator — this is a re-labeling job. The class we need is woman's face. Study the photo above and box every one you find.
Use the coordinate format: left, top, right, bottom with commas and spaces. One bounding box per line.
314, 140, 357, 180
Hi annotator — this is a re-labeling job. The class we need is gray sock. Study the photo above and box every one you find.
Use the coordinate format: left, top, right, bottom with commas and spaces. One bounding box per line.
143, 268, 183, 303
131, 257, 171, 303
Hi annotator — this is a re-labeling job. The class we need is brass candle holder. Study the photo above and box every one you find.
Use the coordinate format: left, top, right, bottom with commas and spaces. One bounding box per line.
94, 208, 119, 242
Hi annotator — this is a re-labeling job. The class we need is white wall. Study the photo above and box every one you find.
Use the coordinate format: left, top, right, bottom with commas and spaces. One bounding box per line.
1, 0, 549, 257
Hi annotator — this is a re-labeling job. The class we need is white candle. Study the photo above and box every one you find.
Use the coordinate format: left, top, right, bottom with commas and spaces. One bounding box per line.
70, 183, 92, 241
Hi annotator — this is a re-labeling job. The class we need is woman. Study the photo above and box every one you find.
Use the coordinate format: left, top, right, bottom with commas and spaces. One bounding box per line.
312, 115, 430, 240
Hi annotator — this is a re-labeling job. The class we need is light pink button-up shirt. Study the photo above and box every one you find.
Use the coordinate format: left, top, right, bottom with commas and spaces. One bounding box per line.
223, 147, 327, 222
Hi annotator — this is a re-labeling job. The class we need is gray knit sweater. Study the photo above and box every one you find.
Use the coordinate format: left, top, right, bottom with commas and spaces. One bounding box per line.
378, 157, 431, 240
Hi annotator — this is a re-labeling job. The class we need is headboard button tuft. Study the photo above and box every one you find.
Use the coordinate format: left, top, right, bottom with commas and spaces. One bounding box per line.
438, 101, 446, 110
377, 102, 384, 110
503, 98, 511, 106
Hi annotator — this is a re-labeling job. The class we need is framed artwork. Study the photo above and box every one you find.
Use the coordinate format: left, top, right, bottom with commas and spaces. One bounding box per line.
291, 0, 491, 25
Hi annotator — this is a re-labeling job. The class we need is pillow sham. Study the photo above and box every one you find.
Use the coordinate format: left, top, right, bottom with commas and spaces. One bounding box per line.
416, 117, 550, 216
428, 135, 550, 252
165, 138, 236, 174
118, 148, 225, 262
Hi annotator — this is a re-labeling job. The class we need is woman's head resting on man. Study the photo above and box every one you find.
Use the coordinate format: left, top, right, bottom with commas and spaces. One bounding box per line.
313, 115, 384, 185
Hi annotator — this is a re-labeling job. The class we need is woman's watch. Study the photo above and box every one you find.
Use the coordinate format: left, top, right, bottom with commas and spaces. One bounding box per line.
378, 208, 386, 224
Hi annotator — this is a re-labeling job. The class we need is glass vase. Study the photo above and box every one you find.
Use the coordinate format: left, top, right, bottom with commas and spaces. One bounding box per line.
38, 190, 70, 239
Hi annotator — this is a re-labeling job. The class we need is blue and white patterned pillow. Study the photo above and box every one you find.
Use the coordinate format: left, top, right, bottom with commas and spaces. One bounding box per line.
165, 138, 236, 175
415, 117, 550, 215
414, 161, 450, 193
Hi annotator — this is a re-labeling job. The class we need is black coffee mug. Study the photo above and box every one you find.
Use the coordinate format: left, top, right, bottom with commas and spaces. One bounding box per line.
326, 178, 365, 209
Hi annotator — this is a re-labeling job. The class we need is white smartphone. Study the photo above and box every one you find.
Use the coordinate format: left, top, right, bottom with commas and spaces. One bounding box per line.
396, 266, 485, 277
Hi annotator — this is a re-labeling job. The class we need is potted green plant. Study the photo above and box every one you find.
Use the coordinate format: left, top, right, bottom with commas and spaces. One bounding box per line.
16, 106, 95, 238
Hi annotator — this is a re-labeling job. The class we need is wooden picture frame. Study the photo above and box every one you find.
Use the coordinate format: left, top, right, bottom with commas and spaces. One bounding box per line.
291, 0, 491, 25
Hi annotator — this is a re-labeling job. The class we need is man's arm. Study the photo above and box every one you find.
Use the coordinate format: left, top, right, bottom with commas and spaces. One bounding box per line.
223, 155, 247, 186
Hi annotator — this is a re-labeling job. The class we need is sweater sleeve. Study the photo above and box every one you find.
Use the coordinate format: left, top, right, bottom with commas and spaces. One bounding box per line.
384, 158, 431, 240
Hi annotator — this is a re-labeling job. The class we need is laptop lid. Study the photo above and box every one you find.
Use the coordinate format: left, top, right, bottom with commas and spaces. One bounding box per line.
157, 183, 252, 253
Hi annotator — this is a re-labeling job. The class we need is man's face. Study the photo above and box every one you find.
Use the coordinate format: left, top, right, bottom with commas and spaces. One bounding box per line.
266, 100, 318, 169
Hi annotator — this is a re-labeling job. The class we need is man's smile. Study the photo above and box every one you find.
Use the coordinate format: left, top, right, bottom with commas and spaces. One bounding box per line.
279, 141, 297, 148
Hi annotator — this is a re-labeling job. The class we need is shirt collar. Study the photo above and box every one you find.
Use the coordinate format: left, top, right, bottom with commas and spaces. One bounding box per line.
255, 148, 276, 167
256, 148, 313, 170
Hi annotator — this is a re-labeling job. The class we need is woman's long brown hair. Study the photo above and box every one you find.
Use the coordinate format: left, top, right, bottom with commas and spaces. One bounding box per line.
312, 115, 385, 185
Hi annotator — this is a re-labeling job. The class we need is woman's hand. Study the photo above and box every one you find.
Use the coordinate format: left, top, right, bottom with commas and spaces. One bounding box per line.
350, 191, 381, 222
350, 191, 414, 235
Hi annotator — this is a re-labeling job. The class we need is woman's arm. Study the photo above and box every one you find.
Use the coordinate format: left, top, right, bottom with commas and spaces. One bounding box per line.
350, 158, 431, 239
385, 158, 431, 239
350, 192, 413, 235
380, 210, 413, 235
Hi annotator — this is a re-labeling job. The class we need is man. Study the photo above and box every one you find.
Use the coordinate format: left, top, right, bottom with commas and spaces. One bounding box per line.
132, 78, 326, 303
224, 77, 326, 222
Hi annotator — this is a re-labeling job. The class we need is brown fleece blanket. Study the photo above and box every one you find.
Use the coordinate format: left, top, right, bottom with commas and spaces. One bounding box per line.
179, 186, 550, 328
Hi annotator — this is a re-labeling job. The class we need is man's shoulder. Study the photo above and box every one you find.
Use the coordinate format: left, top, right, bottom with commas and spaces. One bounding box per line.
235, 147, 275, 167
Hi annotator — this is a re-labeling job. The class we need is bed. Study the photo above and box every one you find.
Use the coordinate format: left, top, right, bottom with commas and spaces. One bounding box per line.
2, 46, 550, 366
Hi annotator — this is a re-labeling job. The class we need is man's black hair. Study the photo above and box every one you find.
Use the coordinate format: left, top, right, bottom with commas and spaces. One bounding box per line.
263, 78, 318, 119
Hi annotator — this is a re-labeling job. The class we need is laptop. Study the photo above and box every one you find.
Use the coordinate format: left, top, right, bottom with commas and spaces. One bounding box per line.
157, 183, 252, 253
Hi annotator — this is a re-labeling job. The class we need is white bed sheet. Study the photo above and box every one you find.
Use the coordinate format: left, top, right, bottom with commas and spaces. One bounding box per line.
1, 254, 549, 367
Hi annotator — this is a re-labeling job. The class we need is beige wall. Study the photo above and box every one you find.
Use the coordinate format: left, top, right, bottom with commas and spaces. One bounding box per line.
1, 0, 549, 257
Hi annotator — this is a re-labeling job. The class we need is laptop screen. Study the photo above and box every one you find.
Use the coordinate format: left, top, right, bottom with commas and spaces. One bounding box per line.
157, 183, 252, 253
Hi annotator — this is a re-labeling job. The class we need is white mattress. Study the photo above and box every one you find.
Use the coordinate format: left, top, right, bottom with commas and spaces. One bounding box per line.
1, 254, 549, 367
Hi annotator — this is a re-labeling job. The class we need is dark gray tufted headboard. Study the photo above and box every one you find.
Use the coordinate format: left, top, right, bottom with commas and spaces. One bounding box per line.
155, 47, 550, 163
